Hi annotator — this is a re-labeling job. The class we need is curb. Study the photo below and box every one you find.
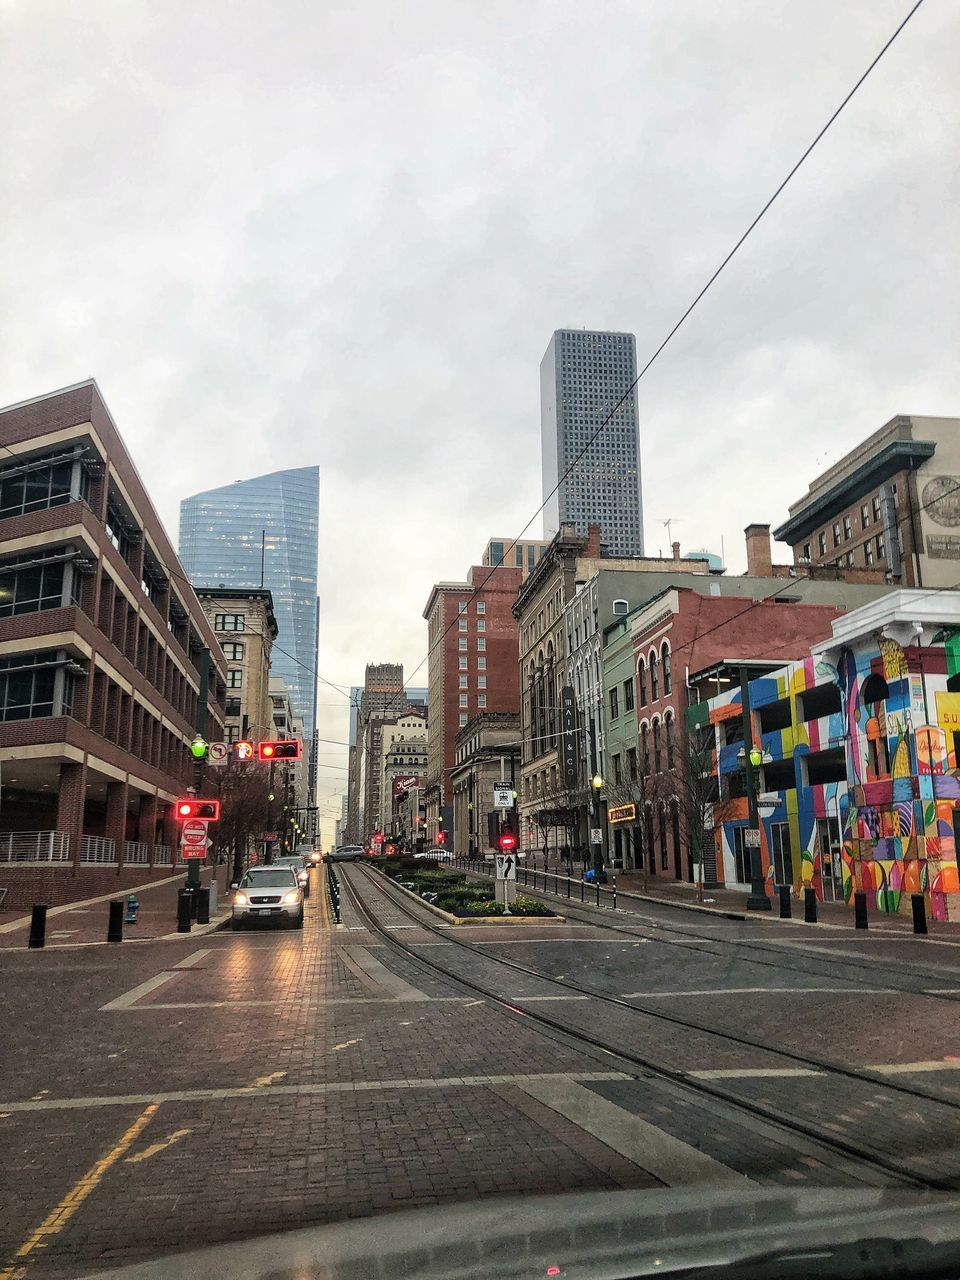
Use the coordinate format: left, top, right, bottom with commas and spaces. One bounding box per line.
370, 866, 564, 926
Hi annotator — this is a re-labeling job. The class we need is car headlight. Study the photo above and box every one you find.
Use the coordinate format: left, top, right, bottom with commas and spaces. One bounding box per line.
282, 890, 299, 904
234, 892, 248, 905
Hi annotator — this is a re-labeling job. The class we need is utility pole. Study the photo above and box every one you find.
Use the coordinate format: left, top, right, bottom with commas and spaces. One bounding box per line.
740, 666, 771, 912
187, 647, 211, 895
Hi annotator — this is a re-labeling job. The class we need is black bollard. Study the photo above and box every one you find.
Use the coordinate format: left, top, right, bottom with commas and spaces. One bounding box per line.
28, 904, 47, 949
804, 887, 818, 924
778, 885, 792, 918
177, 888, 192, 933
196, 887, 210, 925
854, 891, 868, 930
107, 899, 124, 943
911, 893, 928, 935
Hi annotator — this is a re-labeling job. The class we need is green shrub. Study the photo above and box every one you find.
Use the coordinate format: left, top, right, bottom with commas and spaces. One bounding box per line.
462, 898, 505, 916
511, 895, 551, 917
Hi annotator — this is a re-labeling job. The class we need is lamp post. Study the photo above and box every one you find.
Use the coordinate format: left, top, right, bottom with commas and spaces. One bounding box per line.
739, 666, 770, 912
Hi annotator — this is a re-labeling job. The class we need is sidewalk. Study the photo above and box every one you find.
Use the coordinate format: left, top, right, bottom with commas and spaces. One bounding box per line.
491, 855, 960, 936
0, 864, 232, 947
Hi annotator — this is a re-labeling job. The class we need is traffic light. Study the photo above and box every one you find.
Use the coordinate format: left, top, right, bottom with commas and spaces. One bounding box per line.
498, 828, 518, 852
436, 831, 447, 845
257, 740, 302, 761
176, 799, 220, 821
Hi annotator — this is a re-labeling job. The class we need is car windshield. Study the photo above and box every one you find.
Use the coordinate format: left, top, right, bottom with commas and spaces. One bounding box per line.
239, 870, 296, 889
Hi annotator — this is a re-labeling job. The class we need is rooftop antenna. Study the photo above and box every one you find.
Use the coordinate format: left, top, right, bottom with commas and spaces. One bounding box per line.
657, 517, 680, 548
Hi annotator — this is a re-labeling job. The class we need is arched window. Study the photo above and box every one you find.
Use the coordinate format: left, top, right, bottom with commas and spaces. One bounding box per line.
650, 650, 660, 701
861, 673, 889, 707
638, 658, 647, 706
665, 712, 675, 768
640, 722, 650, 774
661, 642, 672, 695
653, 717, 662, 772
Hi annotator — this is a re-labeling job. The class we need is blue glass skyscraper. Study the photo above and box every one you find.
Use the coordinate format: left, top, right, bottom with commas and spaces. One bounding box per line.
178, 466, 320, 740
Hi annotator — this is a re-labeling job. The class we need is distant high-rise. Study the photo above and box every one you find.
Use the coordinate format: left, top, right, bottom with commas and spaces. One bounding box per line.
541, 329, 644, 556
178, 466, 320, 741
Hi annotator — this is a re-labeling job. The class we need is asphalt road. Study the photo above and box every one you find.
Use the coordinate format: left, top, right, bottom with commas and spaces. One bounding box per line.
2, 863, 960, 1279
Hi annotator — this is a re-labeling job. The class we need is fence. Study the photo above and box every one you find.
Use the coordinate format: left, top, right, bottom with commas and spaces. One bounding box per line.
78, 836, 117, 865
455, 854, 617, 910
0, 831, 71, 863
123, 841, 150, 865
153, 845, 172, 866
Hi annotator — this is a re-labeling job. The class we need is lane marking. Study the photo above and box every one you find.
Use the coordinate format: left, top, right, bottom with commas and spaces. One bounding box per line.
99, 950, 210, 1010
125, 1127, 191, 1164
332, 1038, 362, 1052
691, 1067, 823, 1080
618, 987, 899, 999
0, 1072, 630, 1114
338, 945, 431, 1001
514, 1077, 747, 1185
251, 1071, 287, 1087
0, 1103, 158, 1279
871, 1059, 960, 1075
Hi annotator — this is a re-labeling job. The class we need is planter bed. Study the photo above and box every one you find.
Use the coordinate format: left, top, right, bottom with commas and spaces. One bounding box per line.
369, 857, 563, 925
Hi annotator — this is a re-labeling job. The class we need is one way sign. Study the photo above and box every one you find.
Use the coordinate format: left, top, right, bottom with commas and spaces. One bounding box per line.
495, 855, 516, 881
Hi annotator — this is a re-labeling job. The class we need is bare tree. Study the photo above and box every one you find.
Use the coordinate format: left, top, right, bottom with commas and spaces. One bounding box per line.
210, 761, 273, 883
603, 767, 652, 888
654, 722, 736, 901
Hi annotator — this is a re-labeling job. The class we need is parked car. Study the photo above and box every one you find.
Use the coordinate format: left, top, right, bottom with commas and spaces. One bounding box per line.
326, 844, 365, 862
272, 853, 311, 896
414, 847, 454, 862
231, 866, 303, 929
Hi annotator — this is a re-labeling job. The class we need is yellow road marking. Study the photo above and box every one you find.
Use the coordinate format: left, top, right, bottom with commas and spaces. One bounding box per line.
0, 1103, 158, 1280
125, 1128, 191, 1164
252, 1071, 286, 1088
319, 869, 330, 929
332, 1038, 361, 1052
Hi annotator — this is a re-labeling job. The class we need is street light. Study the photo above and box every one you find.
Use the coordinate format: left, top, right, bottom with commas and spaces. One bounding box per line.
591, 773, 604, 789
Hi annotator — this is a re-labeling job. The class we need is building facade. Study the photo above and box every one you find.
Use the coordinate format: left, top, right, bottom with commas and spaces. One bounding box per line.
381, 713, 428, 831
541, 328, 644, 556
690, 591, 960, 921
481, 537, 550, 580
0, 381, 227, 908
178, 466, 320, 752
774, 415, 960, 589
423, 565, 523, 847
451, 713, 522, 857
346, 664, 427, 843
195, 587, 277, 745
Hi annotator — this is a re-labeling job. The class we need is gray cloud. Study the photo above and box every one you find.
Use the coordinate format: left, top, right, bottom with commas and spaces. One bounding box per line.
2, 0, 957, 844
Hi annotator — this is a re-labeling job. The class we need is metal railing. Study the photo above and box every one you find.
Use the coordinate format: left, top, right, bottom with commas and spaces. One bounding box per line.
0, 831, 71, 863
79, 836, 117, 864
454, 854, 617, 910
124, 841, 150, 865
153, 845, 172, 865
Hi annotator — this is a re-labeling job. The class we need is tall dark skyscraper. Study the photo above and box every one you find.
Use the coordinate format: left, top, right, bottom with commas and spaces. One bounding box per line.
540, 328, 644, 556
178, 466, 320, 740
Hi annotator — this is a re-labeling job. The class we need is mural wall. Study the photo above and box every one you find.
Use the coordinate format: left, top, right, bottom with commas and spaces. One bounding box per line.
701, 633, 960, 921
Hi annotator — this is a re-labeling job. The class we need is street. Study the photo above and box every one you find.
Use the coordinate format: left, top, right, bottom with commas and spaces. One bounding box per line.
1, 863, 960, 1278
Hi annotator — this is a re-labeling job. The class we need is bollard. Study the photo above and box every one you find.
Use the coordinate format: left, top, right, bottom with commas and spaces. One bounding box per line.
28, 904, 47, 949
567, 875, 571, 899
196, 887, 210, 925
854, 891, 868, 930
580, 878, 584, 903
804, 887, 818, 924
107, 899, 124, 943
177, 888, 192, 933
613, 875, 617, 910
554, 873, 558, 895
596, 882, 600, 907
778, 885, 792, 919
911, 893, 928, 935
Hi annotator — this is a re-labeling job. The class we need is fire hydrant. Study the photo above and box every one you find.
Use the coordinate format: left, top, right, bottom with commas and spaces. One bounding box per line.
125, 894, 140, 925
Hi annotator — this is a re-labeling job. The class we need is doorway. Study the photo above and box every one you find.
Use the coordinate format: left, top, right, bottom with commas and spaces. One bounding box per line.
770, 821, 792, 887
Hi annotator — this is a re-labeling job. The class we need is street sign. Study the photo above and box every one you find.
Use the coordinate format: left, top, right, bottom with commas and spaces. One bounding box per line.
744, 828, 761, 848
590, 827, 603, 844
262, 831, 277, 841
757, 792, 779, 812
561, 686, 577, 787
181, 819, 207, 846
235, 740, 254, 761
179, 845, 207, 860
207, 742, 229, 766
493, 783, 513, 809
495, 854, 516, 880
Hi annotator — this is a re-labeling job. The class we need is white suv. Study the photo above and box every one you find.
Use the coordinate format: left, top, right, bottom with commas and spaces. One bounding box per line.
231, 866, 303, 930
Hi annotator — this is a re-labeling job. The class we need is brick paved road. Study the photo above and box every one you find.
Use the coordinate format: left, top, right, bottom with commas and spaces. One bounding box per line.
2, 861, 960, 1278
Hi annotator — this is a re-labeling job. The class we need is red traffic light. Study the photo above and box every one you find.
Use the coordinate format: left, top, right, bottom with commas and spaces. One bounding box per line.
372, 832, 384, 845
498, 830, 518, 852
176, 799, 220, 821
257, 739, 302, 761
436, 831, 447, 845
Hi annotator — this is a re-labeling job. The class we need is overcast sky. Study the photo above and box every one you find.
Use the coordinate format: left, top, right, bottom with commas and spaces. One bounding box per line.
2, 1, 957, 843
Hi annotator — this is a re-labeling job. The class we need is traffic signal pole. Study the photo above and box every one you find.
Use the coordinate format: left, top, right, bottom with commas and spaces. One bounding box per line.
187, 646, 212, 894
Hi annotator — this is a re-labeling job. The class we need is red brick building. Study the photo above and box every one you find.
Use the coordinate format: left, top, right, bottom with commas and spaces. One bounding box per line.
0, 381, 227, 909
422, 564, 522, 846
630, 587, 845, 882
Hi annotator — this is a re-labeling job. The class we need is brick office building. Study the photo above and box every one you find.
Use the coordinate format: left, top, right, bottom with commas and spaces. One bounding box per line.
0, 381, 227, 909
423, 564, 522, 848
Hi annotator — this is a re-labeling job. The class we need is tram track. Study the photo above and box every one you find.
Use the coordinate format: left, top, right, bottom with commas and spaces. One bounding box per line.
339, 862, 960, 1192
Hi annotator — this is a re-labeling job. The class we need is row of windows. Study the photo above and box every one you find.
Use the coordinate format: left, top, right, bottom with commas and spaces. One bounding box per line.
801, 487, 898, 562
458, 656, 487, 670
458, 617, 486, 631
0, 654, 72, 721
458, 693, 487, 708
459, 675, 487, 689
458, 637, 486, 651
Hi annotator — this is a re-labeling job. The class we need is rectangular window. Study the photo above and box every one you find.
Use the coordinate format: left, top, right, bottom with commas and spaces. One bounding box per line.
515, 546, 523, 567
458, 638, 467, 651
459, 693, 467, 707
613, 753, 622, 784
459, 675, 467, 689
214, 614, 245, 631
477, 638, 486, 651
861, 503, 870, 527
0, 654, 59, 720
476, 601, 485, 614
478, 694, 486, 708
458, 600, 468, 614
477, 656, 486, 669
818, 532, 826, 556
458, 618, 467, 631
0, 559, 68, 617
832, 523, 841, 548
872, 496, 882, 521
798, 683, 841, 722
876, 533, 885, 559
609, 686, 619, 719
225, 696, 241, 717
802, 542, 811, 560
624, 678, 634, 711
757, 696, 791, 733
458, 656, 467, 670
627, 747, 638, 779
227, 669, 242, 688
459, 713, 468, 727
730, 827, 750, 884
845, 551, 854, 567
0, 459, 74, 519
865, 543, 874, 565
476, 619, 485, 632
224, 724, 240, 744
222, 641, 244, 661
478, 675, 486, 688
842, 516, 851, 541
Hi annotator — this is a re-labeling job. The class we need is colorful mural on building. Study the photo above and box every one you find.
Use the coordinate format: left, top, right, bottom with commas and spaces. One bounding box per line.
693, 618, 960, 921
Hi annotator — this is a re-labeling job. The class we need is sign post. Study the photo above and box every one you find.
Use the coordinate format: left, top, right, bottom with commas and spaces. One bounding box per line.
494, 852, 517, 910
